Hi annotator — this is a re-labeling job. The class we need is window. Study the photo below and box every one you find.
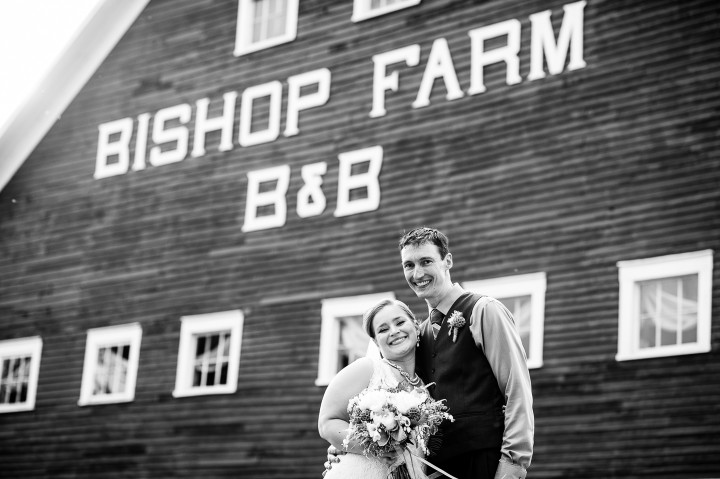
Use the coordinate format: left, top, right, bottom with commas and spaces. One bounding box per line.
316, 292, 395, 386
352, 0, 421, 22
464, 272, 547, 369
0, 337, 43, 413
173, 310, 244, 397
78, 323, 142, 406
617, 250, 713, 361
235, 0, 299, 56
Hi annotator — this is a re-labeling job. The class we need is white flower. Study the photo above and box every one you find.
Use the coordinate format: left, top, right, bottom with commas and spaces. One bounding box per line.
391, 389, 427, 414
378, 412, 397, 430
358, 389, 388, 412
366, 423, 381, 442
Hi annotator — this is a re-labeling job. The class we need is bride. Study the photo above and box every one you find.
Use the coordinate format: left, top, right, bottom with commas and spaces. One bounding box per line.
318, 299, 429, 479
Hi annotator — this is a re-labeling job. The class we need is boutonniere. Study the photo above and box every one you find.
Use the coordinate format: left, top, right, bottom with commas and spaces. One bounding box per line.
447, 310, 466, 343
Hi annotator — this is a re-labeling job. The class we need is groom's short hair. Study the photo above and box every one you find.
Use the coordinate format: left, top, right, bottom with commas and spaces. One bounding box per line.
398, 227, 450, 259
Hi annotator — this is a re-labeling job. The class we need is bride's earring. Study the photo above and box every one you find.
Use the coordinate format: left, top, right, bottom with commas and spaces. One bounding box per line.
415, 328, 420, 347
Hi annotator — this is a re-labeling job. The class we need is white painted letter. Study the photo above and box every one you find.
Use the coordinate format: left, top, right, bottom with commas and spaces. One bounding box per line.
297, 162, 328, 218
149, 104, 192, 167
94, 118, 133, 179
412, 38, 464, 109
285, 69, 331, 137
192, 92, 237, 157
242, 165, 291, 232
528, 1, 587, 81
370, 45, 421, 118
239, 81, 283, 147
334, 146, 383, 217
131, 113, 151, 172
468, 19, 522, 95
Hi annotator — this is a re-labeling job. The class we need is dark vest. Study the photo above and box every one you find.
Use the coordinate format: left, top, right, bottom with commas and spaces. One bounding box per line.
416, 292, 505, 460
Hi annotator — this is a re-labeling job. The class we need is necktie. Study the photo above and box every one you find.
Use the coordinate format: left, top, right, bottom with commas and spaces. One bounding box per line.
430, 309, 444, 339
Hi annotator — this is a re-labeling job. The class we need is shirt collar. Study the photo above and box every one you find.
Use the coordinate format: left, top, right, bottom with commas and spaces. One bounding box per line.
428, 283, 465, 316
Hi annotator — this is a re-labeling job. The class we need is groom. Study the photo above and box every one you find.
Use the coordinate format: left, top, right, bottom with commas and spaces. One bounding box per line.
325, 227, 534, 479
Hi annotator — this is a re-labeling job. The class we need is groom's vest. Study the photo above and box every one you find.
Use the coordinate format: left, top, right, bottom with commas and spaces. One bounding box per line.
416, 292, 505, 461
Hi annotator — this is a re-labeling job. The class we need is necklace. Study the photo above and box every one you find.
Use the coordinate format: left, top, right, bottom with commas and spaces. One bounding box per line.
383, 358, 422, 387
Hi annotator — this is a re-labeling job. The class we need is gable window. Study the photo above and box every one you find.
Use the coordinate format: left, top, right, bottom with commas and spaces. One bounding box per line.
464, 272, 547, 369
78, 324, 142, 406
235, 0, 299, 56
616, 250, 713, 361
352, 0, 421, 22
173, 310, 244, 397
316, 292, 395, 386
0, 337, 43, 413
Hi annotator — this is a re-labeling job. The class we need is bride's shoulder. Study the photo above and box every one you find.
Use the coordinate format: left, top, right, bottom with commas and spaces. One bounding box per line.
348, 356, 376, 374
334, 356, 375, 384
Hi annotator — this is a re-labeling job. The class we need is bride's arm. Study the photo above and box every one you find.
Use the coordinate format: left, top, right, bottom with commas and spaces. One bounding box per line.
318, 357, 374, 453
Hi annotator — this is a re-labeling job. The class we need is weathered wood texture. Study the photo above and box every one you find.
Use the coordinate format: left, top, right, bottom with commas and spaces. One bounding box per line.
1, 0, 719, 477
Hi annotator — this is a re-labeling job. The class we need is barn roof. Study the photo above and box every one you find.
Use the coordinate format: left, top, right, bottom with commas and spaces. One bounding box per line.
0, 0, 148, 192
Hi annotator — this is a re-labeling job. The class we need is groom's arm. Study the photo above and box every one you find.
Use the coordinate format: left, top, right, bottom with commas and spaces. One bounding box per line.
470, 297, 534, 478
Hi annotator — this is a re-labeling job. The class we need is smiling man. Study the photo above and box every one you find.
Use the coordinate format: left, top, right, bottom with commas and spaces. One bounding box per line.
399, 227, 534, 479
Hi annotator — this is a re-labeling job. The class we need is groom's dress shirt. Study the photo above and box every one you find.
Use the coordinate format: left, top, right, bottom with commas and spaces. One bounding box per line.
430, 283, 534, 472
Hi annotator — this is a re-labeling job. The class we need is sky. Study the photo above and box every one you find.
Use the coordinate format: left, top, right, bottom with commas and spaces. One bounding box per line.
0, 0, 102, 135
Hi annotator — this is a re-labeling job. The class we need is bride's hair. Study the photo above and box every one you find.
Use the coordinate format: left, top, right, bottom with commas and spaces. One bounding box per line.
362, 299, 417, 339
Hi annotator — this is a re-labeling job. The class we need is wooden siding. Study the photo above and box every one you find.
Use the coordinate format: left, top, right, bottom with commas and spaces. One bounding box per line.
1, 0, 719, 477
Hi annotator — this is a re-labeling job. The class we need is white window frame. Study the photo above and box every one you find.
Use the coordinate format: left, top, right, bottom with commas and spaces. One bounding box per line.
234, 0, 299, 56
616, 250, 713, 361
316, 292, 395, 386
78, 323, 142, 406
352, 0, 421, 22
173, 310, 244, 398
0, 336, 43, 414
463, 272, 547, 369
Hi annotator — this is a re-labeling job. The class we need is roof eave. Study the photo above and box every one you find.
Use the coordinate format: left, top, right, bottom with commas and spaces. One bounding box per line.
0, 0, 150, 192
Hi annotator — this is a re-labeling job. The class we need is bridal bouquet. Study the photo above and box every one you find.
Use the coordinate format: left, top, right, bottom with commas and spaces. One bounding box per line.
343, 385, 453, 479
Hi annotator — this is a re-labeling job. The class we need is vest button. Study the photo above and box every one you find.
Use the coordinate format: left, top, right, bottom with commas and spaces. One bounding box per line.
431, 368, 435, 374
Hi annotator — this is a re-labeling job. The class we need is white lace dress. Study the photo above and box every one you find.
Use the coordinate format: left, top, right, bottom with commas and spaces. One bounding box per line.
324, 357, 428, 479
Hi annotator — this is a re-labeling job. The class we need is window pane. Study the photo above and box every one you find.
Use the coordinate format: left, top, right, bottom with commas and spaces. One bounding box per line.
371, 0, 403, 9
93, 344, 129, 395
193, 332, 231, 387
337, 315, 367, 369
252, 0, 264, 42
1, 359, 9, 381
0, 356, 31, 405
251, 0, 287, 43
497, 295, 532, 356
638, 274, 698, 349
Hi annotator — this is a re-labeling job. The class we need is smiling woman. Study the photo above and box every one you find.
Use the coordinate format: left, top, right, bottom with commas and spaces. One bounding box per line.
318, 298, 430, 479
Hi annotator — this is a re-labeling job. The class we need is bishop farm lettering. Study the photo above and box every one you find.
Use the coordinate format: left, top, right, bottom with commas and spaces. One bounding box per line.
93, 1, 586, 232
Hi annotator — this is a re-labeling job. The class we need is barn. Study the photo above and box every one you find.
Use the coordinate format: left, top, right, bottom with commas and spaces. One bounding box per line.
1, 0, 719, 477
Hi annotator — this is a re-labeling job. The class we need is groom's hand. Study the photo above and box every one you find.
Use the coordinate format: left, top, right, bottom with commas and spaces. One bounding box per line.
377, 445, 404, 469
322, 445, 344, 477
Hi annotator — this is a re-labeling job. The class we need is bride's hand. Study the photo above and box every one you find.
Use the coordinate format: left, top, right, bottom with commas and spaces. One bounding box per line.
322, 445, 345, 477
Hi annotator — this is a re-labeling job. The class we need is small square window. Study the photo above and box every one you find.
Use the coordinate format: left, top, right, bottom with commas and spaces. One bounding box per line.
616, 250, 713, 361
352, 0, 421, 23
78, 324, 142, 406
173, 310, 244, 397
464, 273, 547, 369
235, 0, 299, 56
0, 337, 43, 414
316, 292, 395, 386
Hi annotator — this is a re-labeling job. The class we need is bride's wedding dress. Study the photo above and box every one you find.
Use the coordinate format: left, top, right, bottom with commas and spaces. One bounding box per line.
323, 357, 429, 479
